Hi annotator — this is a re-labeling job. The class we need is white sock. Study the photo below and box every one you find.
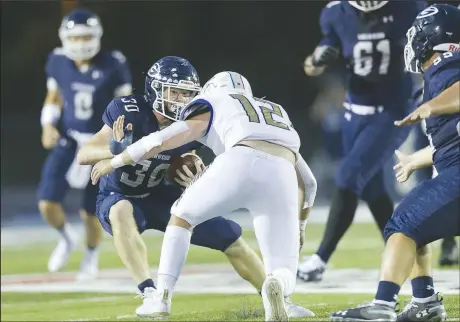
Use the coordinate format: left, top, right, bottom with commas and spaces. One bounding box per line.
413, 293, 437, 303
372, 299, 397, 308
271, 267, 296, 296
312, 254, 326, 267
57, 223, 73, 243
157, 226, 192, 299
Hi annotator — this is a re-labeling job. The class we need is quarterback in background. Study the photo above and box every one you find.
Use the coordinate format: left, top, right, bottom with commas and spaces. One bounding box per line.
299, 0, 427, 282
91, 71, 318, 321
331, 4, 460, 321
37, 8, 132, 279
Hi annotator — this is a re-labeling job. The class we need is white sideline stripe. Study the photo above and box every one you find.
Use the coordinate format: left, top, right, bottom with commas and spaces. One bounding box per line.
2, 284, 459, 296
2, 295, 126, 308
116, 315, 137, 319
65, 314, 137, 321
66, 318, 108, 322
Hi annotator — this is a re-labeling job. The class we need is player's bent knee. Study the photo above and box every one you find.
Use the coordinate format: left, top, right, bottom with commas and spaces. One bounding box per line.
384, 211, 419, 245
38, 200, 61, 215
416, 244, 431, 256
108, 200, 135, 228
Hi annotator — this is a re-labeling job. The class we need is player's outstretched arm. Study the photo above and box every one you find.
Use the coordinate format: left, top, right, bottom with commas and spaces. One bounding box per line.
295, 154, 317, 252
395, 81, 460, 126
393, 146, 433, 183
77, 125, 113, 165
90, 113, 210, 185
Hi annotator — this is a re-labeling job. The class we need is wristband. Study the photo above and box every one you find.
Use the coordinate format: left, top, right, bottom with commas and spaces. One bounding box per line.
41, 103, 61, 126
110, 137, 125, 155
110, 154, 125, 169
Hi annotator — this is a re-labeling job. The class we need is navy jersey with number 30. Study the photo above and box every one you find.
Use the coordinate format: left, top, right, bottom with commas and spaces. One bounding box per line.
320, 0, 427, 109
422, 51, 460, 172
99, 94, 200, 196
46, 48, 131, 134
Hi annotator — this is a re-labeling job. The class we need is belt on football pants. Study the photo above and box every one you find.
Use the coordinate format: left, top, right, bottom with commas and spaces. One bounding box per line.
343, 102, 384, 115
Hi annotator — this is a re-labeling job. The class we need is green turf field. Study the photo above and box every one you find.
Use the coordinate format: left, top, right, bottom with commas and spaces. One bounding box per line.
2, 223, 459, 321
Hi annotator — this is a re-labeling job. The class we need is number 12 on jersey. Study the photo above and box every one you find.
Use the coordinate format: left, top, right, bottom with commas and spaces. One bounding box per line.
230, 94, 291, 130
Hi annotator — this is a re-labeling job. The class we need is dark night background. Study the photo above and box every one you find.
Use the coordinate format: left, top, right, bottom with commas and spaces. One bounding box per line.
0, 0, 454, 224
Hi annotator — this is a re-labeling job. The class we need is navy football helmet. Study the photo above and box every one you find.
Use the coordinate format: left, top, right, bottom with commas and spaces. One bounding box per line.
59, 8, 103, 61
348, 1, 388, 12
405, 4, 460, 73
145, 56, 201, 121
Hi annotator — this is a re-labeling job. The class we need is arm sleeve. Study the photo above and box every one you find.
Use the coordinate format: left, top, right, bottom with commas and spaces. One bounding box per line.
296, 153, 317, 208
318, 4, 341, 47
431, 58, 460, 91
102, 99, 123, 128
180, 98, 213, 137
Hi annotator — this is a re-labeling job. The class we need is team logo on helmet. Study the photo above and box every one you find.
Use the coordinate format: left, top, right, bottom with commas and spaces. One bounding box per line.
416, 6, 439, 19
147, 63, 161, 78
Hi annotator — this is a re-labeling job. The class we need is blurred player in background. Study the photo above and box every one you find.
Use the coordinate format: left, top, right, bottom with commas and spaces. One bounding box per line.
37, 8, 132, 279
299, 0, 427, 282
90, 71, 318, 321
79, 61, 314, 320
331, 4, 460, 321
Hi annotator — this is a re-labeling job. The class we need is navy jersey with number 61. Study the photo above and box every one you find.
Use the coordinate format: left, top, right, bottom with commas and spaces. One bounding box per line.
99, 94, 201, 196
422, 51, 460, 172
46, 48, 131, 134
319, 1, 427, 110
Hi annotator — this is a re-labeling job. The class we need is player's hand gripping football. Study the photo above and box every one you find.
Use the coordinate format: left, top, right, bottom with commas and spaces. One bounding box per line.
41, 124, 60, 149
174, 153, 206, 188
91, 159, 116, 185
394, 104, 432, 126
393, 150, 416, 183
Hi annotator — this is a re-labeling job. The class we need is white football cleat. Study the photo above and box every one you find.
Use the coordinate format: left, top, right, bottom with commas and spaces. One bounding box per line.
76, 248, 99, 281
297, 254, 326, 282
47, 225, 79, 272
284, 297, 315, 318
136, 287, 171, 319
262, 276, 289, 322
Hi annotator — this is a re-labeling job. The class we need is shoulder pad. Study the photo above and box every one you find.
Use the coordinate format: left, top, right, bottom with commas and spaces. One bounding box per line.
52, 47, 65, 56
182, 102, 211, 120
111, 50, 127, 64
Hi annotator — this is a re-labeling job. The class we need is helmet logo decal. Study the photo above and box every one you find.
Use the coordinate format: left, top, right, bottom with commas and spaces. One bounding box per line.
416, 6, 439, 19
147, 63, 161, 78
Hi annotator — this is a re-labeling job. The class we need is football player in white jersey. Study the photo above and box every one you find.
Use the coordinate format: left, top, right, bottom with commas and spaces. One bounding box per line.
91, 71, 317, 321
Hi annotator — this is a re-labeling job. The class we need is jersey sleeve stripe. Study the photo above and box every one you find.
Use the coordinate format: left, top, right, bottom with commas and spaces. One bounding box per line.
180, 98, 214, 137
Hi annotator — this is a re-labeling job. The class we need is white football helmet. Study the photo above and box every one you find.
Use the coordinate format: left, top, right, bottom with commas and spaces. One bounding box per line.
58, 8, 103, 61
202, 71, 253, 96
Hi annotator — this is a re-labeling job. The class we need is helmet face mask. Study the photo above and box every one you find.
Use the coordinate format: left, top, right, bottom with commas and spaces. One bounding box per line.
348, 1, 388, 12
404, 26, 423, 73
59, 9, 103, 61
145, 57, 201, 122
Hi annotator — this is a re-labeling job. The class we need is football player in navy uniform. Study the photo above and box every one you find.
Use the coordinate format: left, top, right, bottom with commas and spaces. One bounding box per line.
298, 0, 427, 282
78, 56, 314, 319
37, 8, 132, 279
331, 4, 460, 321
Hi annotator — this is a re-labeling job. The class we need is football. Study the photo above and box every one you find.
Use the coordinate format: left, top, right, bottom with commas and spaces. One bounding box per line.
164, 153, 202, 185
